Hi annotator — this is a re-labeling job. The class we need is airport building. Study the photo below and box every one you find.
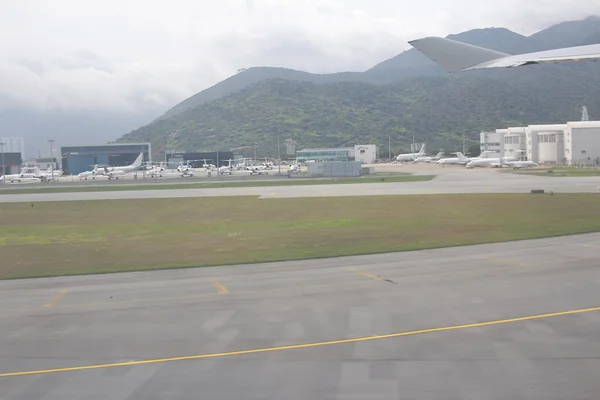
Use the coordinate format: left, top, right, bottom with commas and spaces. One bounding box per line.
502, 127, 527, 160
296, 145, 378, 164
307, 161, 363, 177
480, 131, 502, 153
165, 151, 239, 168
61, 143, 151, 175
485, 121, 600, 166
0, 152, 23, 175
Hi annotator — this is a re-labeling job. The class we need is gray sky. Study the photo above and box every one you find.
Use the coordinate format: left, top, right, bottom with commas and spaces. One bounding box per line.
0, 0, 596, 114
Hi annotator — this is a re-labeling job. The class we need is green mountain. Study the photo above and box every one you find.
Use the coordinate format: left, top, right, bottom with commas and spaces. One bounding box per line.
120, 16, 600, 157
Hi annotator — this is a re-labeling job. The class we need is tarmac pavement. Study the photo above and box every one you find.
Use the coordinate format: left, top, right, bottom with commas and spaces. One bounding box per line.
1, 233, 600, 399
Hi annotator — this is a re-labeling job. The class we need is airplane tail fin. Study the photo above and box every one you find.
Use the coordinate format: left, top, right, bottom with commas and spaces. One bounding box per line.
435, 152, 444, 158
455, 152, 468, 161
133, 153, 143, 167
408, 37, 509, 72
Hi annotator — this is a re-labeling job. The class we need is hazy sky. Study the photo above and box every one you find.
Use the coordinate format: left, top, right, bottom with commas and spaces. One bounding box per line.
0, 0, 596, 115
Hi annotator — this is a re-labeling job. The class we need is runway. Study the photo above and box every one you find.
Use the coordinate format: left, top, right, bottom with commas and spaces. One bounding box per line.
0, 169, 598, 202
2, 232, 600, 399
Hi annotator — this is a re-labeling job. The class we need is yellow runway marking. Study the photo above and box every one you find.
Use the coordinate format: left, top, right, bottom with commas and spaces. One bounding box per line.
211, 281, 229, 294
0, 279, 377, 314
0, 262, 549, 315
579, 243, 600, 249
44, 290, 68, 307
1, 305, 599, 378
350, 269, 383, 281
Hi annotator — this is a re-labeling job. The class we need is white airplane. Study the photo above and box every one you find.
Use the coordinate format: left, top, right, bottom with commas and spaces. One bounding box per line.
176, 163, 196, 177
408, 36, 600, 73
101, 153, 144, 174
414, 152, 444, 163
437, 150, 497, 165
503, 160, 539, 169
145, 163, 165, 177
78, 167, 102, 180
78, 153, 143, 180
217, 159, 236, 175
0, 171, 25, 183
466, 156, 517, 168
396, 143, 426, 162
102, 166, 126, 179
37, 167, 63, 181
437, 152, 469, 165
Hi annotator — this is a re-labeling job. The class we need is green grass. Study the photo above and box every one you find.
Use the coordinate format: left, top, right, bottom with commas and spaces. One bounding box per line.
0, 174, 434, 195
1, 193, 599, 280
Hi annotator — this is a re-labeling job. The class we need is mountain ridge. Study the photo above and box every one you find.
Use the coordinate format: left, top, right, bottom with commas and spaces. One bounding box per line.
156, 16, 600, 121
119, 16, 600, 157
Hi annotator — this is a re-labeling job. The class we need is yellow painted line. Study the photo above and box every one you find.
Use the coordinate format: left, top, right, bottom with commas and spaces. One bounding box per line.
44, 290, 69, 308
0, 279, 377, 314
211, 281, 229, 294
0, 262, 548, 315
350, 269, 383, 281
579, 243, 600, 249
1, 305, 599, 378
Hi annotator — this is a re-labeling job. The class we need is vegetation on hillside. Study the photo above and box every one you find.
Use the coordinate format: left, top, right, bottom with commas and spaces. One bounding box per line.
120, 16, 600, 158
120, 62, 600, 158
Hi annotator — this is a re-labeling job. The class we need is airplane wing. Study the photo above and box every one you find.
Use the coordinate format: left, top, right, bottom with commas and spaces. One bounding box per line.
408, 36, 600, 72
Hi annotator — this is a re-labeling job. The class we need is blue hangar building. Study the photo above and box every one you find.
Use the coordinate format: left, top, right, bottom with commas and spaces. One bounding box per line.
61, 143, 151, 175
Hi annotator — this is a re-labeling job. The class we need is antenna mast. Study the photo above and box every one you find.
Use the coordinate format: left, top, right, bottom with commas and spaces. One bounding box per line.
582, 106, 590, 121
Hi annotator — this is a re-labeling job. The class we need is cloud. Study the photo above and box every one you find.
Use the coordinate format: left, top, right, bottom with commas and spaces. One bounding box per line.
0, 0, 597, 114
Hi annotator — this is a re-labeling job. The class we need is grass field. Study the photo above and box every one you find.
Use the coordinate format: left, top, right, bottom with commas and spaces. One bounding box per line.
0, 174, 434, 195
1, 193, 599, 280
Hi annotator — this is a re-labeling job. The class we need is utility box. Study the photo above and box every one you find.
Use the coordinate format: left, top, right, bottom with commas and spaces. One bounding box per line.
308, 161, 363, 177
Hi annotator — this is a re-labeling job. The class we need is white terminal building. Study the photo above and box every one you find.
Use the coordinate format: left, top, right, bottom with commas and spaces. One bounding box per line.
296, 145, 378, 164
480, 121, 600, 166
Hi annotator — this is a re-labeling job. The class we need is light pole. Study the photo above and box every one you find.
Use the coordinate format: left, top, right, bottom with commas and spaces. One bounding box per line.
0, 142, 5, 184
48, 139, 55, 181
277, 132, 281, 175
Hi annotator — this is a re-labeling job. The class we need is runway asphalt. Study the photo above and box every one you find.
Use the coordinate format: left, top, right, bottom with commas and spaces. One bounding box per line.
0, 169, 598, 202
2, 232, 600, 399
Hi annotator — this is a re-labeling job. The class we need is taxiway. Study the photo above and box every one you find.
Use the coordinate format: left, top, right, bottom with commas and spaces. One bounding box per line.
1, 233, 600, 399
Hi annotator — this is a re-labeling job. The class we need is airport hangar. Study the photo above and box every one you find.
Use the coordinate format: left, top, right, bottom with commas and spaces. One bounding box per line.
0, 152, 23, 175
61, 143, 151, 175
480, 120, 600, 166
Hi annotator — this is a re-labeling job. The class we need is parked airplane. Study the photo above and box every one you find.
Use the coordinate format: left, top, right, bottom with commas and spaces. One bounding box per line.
437, 150, 497, 166
101, 153, 144, 174
466, 156, 517, 168
396, 144, 426, 162
78, 153, 143, 180
78, 167, 101, 180
408, 36, 600, 73
217, 159, 236, 175
414, 152, 444, 163
437, 152, 468, 165
102, 166, 125, 179
0, 172, 25, 183
145, 163, 165, 177
37, 167, 63, 181
503, 160, 539, 169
